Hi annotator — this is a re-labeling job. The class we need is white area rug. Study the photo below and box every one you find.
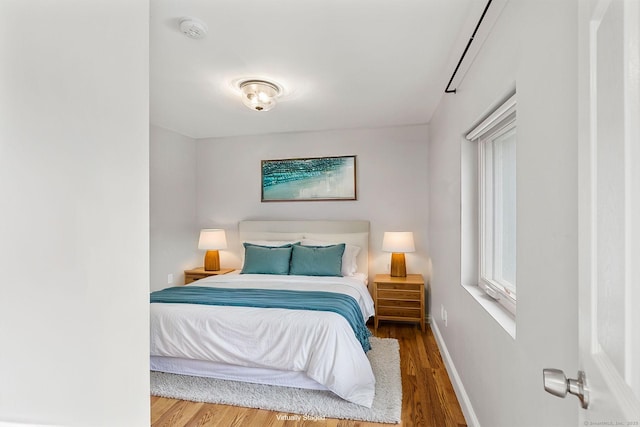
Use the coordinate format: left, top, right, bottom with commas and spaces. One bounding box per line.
151, 337, 402, 424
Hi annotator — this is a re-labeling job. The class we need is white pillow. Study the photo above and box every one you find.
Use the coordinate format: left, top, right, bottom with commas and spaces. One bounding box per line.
300, 239, 361, 276
243, 240, 300, 247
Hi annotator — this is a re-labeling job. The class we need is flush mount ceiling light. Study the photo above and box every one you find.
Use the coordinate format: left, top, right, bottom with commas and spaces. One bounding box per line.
238, 80, 282, 112
179, 17, 208, 39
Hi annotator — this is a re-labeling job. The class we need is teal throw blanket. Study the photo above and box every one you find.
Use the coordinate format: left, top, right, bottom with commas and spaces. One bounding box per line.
150, 286, 371, 352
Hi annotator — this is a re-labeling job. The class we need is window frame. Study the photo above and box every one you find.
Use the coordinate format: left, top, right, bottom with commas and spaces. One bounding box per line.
466, 94, 517, 316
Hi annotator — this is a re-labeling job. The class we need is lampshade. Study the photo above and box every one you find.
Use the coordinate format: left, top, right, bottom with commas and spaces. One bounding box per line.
239, 80, 281, 112
198, 229, 227, 250
382, 232, 415, 253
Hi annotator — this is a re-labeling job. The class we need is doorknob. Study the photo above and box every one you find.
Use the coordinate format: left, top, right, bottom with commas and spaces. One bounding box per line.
543, 369, 589, 409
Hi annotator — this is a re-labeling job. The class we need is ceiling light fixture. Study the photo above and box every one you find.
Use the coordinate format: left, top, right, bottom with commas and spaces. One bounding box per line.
238, 80, 282, 112
179, 17, 208, 39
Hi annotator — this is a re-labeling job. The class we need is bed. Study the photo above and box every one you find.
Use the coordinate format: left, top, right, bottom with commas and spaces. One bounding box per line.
150, 220, 376, 407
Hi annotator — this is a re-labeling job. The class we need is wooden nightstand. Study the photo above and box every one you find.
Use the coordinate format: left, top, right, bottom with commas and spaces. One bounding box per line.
184, 267, 234, 285
373, 274, 425, 333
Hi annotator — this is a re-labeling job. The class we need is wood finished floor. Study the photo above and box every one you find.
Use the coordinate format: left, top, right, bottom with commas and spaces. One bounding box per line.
150, 323, 467, 427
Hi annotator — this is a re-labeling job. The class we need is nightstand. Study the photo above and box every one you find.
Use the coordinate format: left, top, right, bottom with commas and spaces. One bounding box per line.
184, 267, 234, 285
373, 274, 425, 333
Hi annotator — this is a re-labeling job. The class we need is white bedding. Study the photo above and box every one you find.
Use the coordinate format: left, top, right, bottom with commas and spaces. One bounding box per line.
150, 272, 376, 407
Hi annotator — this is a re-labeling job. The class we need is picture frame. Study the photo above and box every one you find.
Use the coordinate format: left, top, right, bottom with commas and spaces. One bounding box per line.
261, 155, 357, 202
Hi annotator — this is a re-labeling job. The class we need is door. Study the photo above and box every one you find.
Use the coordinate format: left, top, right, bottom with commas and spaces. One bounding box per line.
578, 0, 640, 423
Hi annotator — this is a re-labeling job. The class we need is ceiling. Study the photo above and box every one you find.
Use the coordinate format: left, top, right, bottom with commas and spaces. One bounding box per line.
150, 0, 485, 139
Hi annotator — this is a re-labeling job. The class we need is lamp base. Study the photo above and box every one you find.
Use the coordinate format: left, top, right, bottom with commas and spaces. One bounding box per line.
390, 253, 407, 277
204, 250, 220, 271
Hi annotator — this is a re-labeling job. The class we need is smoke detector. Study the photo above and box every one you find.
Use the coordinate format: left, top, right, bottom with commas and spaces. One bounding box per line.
179, 18, 208, 40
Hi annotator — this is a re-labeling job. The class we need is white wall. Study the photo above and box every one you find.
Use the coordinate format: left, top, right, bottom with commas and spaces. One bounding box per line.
428, 0, 578, 426
150, 125, 200, 290
0, 1, 150, 426
195, 125, 430, 281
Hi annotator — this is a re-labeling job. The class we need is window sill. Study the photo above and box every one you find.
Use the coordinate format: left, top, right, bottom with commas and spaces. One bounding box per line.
462, 283, 516, 339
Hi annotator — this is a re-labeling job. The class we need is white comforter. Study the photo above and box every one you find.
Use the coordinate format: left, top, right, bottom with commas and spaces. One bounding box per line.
150, 272, 376, 407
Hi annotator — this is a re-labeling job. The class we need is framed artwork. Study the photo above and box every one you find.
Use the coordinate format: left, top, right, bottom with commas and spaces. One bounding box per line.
261, 155, 357, 202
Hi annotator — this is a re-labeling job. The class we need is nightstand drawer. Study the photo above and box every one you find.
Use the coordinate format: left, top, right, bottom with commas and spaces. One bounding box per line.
185, 274, 209, 284
377, 299, 422, 309
377, 306, 421, 318
377, 282, 422, 292
377, 289, 421, 301
183, 267, 234, 285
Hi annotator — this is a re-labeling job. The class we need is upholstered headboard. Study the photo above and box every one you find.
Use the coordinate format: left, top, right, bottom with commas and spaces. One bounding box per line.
238, 220, 370, 275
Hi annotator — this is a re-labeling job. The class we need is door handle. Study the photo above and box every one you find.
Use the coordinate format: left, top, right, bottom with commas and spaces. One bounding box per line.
543, 369, 589, 409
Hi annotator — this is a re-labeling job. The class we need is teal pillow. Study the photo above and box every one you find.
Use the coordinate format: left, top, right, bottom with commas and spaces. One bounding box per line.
241, 243, 293, 275
289, 243, 345, 277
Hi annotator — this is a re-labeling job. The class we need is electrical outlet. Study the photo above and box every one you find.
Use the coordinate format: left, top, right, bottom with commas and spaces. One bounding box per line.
444, 309, 448, 327
440, 304, 445, 320
167, 273, 174, 284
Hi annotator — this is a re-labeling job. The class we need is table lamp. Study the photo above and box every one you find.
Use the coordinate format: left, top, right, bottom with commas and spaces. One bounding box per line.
382, 231, 415, 277
198, 229, 227, 271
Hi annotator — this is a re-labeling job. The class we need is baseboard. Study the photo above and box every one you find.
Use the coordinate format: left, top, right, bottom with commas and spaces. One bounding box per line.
430, 320, 481, 427
0, 422, 56, 427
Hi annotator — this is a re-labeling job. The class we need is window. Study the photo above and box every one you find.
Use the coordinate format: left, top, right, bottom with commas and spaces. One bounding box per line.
466, 94, 516, 316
